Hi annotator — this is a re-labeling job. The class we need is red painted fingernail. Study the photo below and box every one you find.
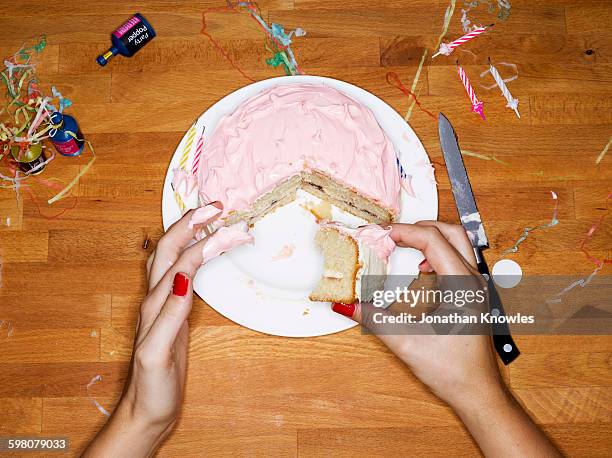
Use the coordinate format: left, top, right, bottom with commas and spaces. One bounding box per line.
173, 272, 189, 297
332, 302, 355, 318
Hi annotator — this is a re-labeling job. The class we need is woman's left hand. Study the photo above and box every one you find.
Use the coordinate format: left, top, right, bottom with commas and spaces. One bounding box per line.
84, 203, 222, 457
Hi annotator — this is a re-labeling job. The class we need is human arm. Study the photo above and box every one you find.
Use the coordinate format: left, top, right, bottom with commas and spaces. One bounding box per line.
84, 203, 222, 457
332, 221, 560, 457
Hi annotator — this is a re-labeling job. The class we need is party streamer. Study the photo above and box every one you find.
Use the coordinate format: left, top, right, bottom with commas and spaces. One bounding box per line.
502, 191, 559, 255
405, 0, 456, 121
579, 192, 611, 267
595, 136, 611, 165
386, 72, 436, 120
480, 60, 520, 118
404, 49, 428, 122
86, 375, 111, 417
461, 149, 510, 166
546, 264, 603, 305
461, 0, 511, 33
200, 1, 305, 80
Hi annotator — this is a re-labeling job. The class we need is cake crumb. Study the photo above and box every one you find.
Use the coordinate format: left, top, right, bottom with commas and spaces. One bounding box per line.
302, 199, 332, 222
302, 308, 310, 316
271, 244, 295, 261
90, 329, 98, 337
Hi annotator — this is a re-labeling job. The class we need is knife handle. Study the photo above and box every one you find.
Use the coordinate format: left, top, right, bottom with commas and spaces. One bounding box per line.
476, 256, 521, 365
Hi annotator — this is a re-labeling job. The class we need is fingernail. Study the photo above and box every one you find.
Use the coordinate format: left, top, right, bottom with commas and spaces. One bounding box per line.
418, 259, 427, 267
173, 272, 189, 297
332, 302, 355, 318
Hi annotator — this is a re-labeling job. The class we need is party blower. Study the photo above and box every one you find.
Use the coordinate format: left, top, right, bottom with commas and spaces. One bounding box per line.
438, 113, 520, 365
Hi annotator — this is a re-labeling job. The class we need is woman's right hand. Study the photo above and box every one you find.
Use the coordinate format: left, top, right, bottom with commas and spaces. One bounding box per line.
334, 221, 503, 411
332, 221, 560, 457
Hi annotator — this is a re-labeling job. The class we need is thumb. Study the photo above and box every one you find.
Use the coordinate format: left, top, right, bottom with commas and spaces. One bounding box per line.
332, 302, 411, 352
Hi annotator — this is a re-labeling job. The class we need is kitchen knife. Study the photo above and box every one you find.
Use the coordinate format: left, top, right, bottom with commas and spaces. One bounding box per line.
438, 112, 520, 365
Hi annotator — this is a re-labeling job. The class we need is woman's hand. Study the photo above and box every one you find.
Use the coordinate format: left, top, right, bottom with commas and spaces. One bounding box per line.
333, 221, 560, 457
84, 203, 222, 457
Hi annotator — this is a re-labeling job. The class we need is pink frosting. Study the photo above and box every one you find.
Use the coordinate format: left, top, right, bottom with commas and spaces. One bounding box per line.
201, 224, 254, 264
354, 225, 395, 261
188, 204, 222, 229
196, 84, 401, 219
322, 222, 396, 262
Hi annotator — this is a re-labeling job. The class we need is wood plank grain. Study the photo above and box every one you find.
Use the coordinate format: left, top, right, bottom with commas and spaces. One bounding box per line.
8, 0, 292, 16
158, 429, 297, 457
513, 335, 612, 354
0, 398, 42, 434
0, 196, 22, 231
297, 426, 478, 457
179, 360, 457, 430
382, 33, 612, 66
21, 198, 162, 230
530, 93, 612, 125
38, 74, 112, 105
509, 352, 612, 388
0, 43, 59, 75
0, 230, 48, 262
566, 5, 612, 33
0, 329, 99, 363
42, 397, 119, 455
446, 2, 567, 35
0, 13, 202, 45
428, 63, 612, 96
515, 387, 611, 424
296, 423, 612, 457
268, 7, 443, 37
0, 362, 127, 398
0, 261, 145, 296
111, 65, 425, 104
0, 294, 110, 330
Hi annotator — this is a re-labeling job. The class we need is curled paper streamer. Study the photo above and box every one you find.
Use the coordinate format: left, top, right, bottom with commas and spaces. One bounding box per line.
480, 61, 520, 118
200, 1, 305, 80
47, 136, 96, 205
502, 190, 559, 255
595, 136, 611, 165
404, 0, 455, 121
461, 149, 510, 166
0, 319, 14, 338
462, 0, 511, 32
86, 375, 110, 417
387, 72, 436, 120
480, 61, 518, 89
580, 192, 612, 267
546, 264, 603, 304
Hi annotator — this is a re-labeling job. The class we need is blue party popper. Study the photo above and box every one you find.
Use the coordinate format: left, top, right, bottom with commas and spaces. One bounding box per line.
97, 13, 156, 66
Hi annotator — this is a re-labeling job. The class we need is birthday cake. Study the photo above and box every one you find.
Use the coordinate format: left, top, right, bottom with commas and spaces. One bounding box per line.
174, 84, 401, 304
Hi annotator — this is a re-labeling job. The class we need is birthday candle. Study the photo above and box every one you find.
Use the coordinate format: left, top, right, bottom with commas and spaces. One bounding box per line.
191, 126, 205, 175
458, 64, 485, 120
433, 25, 490, 58
486, 63, 520, 118
178, 124, 196, 170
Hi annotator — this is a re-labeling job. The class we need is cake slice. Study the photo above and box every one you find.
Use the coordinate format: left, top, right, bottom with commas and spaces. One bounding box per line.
309, 222, 395, 304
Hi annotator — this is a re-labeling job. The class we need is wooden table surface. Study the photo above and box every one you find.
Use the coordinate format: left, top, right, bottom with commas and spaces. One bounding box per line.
1, 0, 611, 456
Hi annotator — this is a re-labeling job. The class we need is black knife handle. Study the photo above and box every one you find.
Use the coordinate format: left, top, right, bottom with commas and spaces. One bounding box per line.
476, 256, 520, 365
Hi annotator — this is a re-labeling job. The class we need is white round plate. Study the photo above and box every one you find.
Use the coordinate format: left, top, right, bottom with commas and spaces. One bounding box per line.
162, 75, 437, 337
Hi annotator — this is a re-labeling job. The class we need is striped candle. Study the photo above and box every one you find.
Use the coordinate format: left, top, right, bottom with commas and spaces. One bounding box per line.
191, 126, 206, 175
433, 25, 490, 58
487, 63, 520, 118
178, 124, 197, 170
458, 64, 485, 120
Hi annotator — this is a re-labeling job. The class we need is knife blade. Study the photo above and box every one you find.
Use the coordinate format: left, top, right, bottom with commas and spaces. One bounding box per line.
438, 112, 520, 365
